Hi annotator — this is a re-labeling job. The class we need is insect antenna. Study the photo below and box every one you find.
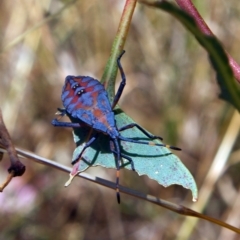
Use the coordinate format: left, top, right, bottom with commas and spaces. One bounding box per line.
118, 123, 163, 141
118, 136, 181, 151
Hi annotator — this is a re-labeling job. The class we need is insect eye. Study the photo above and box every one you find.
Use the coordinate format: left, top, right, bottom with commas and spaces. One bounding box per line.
77, 89, 84, 95
73, 84, 79, 89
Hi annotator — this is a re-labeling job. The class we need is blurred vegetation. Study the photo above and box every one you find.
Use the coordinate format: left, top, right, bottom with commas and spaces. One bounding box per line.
0, 0, 240, 239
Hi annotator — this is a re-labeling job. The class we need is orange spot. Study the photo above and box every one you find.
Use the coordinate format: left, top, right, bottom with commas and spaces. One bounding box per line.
86, 86, 94, 92
93, 109, 103, 118
91, 91, 98, 107
75, 77, 89, 87
71, 94, 80, 104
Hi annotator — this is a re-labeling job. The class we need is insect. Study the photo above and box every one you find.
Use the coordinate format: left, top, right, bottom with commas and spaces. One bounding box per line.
52, 50, 181, 203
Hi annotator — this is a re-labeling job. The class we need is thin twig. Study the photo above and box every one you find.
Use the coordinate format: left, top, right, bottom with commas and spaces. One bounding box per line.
0, 109, 25, 191
0, 172, 14, 192
0, 145, 239, 234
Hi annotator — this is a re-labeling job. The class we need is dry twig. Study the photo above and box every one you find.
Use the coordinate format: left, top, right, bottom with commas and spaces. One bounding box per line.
0, 109, 25, 191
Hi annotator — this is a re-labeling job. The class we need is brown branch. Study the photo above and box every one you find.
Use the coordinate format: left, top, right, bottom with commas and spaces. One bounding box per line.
0, 109, 25, 191
175, 0, 240, 83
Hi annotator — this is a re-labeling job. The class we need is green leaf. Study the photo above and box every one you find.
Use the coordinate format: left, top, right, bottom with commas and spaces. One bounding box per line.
69, 109, 198, 201
140, 0, 240, 111
65, 0, 198, 201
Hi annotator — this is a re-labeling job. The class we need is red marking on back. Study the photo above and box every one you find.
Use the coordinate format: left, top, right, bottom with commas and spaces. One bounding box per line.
93, 109, 109, 127
71, 94, 80, 104
86, 86, 94, 93
65, 82, 72, 92
93, 109, 103, 118
72, 77, 89, 87
90, 91, 98, 102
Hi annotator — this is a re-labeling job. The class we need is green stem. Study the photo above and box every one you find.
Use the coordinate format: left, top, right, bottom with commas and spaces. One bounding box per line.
101, 0, 137, 101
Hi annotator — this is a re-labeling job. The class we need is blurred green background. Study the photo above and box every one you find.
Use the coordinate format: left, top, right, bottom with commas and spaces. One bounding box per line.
0, 0, 240, 239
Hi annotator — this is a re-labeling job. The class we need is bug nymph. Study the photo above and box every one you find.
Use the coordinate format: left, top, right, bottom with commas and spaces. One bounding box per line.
52, 50, 181, 203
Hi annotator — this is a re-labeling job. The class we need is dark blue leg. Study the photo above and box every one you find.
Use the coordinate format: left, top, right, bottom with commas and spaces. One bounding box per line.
56, 108, 67, 116
113, 138, 121, 204
110, 142, 135, 171
52, 118, 81, 128
111, 50, 126, 109
118, 123, 163, 141
118, 136, 181, 151
72, 134, 98, 164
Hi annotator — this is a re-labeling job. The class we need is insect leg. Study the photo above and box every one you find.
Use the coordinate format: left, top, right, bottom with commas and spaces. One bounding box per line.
56, 108, 67, 116
65, 134, 98, 187
113, 138, 121, 204
118, 123, 163, 141
119, 135, 181, 151
51, 118, 81, 128
72, 134, 98, 164
110, 141, 135, 171
111, 50, 126, 109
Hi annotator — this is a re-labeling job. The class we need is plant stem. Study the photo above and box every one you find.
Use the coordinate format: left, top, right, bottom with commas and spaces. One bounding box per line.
175, 0, 240, 83
101, 0, 137, 101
